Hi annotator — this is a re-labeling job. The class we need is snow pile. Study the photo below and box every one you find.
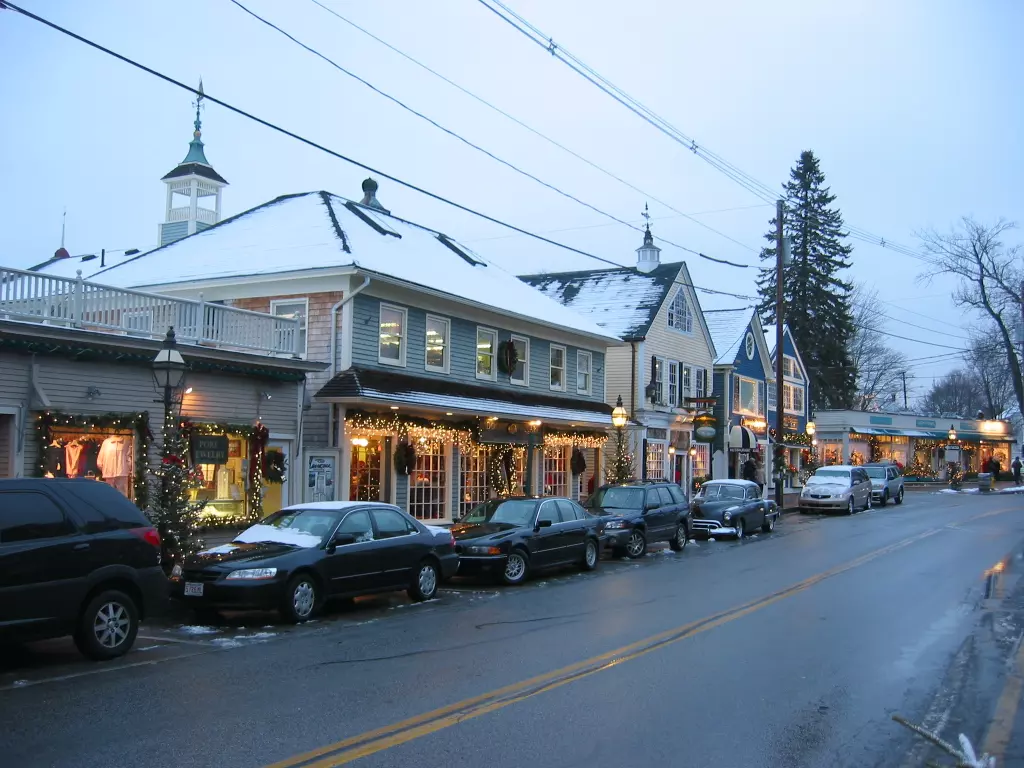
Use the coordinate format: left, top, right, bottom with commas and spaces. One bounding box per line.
235, 524, 322, 548
179, 625, 219, 635
197, 544, 239, 555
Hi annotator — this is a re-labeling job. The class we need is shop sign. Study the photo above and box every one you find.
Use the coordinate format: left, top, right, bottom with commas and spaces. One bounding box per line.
783, 415, 799, 431
479, 421, 530, 445
193, 435, 228, 464
869, 415, 893, 425
306, 454, 336, 502
693, 412, 716, 442
646, 427, 668, 440
740, 416, 767, 435
944, 445, 961, 463
916, 419, 937, 428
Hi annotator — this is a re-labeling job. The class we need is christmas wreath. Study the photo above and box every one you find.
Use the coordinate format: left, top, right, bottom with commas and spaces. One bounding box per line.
264, 449, 287, 484
570, 447, 587, 476
497, 340, 519, 376
394, 442, 417, 476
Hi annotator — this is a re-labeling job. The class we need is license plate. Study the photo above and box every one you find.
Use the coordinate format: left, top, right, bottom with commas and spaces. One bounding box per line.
184, 582, 204, 597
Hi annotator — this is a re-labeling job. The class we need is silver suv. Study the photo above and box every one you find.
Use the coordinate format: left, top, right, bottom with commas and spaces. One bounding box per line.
799, 466, 873, 515
863, 463, 905, 506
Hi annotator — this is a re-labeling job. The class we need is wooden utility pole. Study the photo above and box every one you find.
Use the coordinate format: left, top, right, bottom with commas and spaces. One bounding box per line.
774, 199, 785, 509
901, 371, 908, 409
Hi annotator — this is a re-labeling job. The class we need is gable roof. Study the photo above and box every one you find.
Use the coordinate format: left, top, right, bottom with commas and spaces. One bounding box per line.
704, 307, 756, 365
86, 191, 616, 343
763, 322, 809, 380
518, 261, 681, 340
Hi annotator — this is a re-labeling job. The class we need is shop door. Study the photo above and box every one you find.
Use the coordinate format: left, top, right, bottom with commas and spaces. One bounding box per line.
263, 441, 291, 515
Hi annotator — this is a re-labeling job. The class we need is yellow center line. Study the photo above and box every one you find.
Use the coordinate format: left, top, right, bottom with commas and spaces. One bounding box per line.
268, 507, 1013, 768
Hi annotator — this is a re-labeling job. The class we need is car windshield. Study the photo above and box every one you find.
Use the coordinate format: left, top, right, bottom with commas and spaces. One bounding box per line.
698, 484, 744, 499
234, 508, 343, 548
587, 487, 644, 512
460, 499, 538, 527
864, 467, 887, 479
809, 470, 851, 485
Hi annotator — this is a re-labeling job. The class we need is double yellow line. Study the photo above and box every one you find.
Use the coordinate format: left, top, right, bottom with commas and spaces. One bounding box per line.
269, 526, 949, 768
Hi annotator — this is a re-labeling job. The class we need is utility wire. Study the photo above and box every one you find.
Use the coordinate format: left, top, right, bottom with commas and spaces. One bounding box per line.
0, 0, 761, 304
229, 0, 756, 270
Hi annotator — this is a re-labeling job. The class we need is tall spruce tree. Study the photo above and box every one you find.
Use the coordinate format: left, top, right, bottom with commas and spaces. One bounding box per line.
757, 150, 856, 411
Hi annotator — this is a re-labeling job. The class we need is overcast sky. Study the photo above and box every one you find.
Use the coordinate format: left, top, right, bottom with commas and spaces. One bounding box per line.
1, 0, 1020, 401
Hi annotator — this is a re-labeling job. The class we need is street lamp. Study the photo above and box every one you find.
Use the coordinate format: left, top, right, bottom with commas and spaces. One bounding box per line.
609, 395, 630, 484
806, 421, 816, 437
152, 327, 187, 409
611, 396, 628, 429
948, 425, 957, 442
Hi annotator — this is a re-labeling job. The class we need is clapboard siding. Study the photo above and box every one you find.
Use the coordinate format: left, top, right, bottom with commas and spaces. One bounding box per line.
351, 294, 606, 403
604, 345, 633, 412
179, 373, 298, 435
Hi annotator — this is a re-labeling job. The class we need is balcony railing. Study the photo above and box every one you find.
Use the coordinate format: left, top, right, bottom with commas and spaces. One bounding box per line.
0, 266, 300, 357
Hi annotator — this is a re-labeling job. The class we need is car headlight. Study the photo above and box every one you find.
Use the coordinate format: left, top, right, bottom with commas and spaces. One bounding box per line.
225, 567, 278, 580
723, 512, 731, 522
604, 520, 628, 529
170, 564, 183, 580
801, 487, 811, 495
465, 545, 502, 556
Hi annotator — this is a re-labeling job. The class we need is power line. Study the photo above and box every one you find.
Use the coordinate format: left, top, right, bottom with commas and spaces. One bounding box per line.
0, 0, 762, 305
305, 0, 768, 256
229, 0, 757, 270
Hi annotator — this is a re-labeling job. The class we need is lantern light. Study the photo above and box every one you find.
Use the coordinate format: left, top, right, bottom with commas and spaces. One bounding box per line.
948, 425, 957, 441
611, 395, 628, 429
805, 421, 816, 437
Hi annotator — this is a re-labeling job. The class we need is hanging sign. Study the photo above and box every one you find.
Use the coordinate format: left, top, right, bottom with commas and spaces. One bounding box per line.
693, 412, 717, 442
192, 435, 228, 464
478, 421, 530, 445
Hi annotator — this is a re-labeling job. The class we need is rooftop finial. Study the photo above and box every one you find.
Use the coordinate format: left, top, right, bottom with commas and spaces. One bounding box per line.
641, 202, 654, 247
192, 78, 205, 138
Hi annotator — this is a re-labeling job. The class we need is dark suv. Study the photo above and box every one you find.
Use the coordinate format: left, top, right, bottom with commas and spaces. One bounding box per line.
0, 479, 167, 660
585, 482, 691, 558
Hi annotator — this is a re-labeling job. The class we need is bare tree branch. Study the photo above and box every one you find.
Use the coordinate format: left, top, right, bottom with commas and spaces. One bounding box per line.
850, 285, 909, 410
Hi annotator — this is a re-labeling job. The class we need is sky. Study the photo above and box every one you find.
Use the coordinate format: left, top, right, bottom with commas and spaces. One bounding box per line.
1, 0, 1021, 403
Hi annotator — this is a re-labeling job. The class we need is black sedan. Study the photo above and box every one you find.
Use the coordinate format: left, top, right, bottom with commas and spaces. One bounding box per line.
170, 503, 459, 622
689, 480, 779, 540
452, 497, 601, 585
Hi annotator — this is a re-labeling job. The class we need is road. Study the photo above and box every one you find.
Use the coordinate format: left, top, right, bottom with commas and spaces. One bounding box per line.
3, 491, 1024, 767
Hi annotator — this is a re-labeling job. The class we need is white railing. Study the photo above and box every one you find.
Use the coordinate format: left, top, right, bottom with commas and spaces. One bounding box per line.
166, 207, 217, 225
0, 266, 300, 357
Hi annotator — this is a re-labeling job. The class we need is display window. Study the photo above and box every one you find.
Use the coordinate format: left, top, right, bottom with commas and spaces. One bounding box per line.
350, 437, 383, 501
189, 432, 249, 526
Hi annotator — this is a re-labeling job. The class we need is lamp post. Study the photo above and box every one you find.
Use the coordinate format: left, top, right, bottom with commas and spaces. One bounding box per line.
610, 396, 630, 483
153, 327, 187, 418
948, 425, 957, 442
151, 327, 188, 563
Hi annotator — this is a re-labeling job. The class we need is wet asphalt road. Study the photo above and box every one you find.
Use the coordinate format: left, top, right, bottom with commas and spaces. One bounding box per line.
3, 491, 1024, 768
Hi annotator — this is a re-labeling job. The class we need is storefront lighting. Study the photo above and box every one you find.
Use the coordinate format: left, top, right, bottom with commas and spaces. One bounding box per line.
689, 446, 697, 458
351, 437, 369, 448
529, 419, 542, 427
445, 412, 454, 416
805, 421, 816, 437
390, 406, 400, 410
812, 438, 818, 447
668, 445, 676, 455
184, 387, 194, 395
948, 425, 957, 441
611, 396, 628, 429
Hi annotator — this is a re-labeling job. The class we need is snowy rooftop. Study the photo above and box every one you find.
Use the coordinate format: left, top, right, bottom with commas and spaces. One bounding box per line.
84, 191, 617, 343
704, 308, 755, 365
518, 262, 681, 340
31, 251, 139, 280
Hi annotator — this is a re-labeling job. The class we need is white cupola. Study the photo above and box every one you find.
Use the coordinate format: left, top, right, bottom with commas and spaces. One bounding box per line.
635, 204, 661, 273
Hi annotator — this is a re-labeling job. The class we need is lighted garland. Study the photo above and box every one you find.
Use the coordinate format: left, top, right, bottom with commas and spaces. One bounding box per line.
345, 410, 476, 452
486, 444, 525, 497
781, 431, 813, 447
543, 430, 607, 449
36, 410, 152, 511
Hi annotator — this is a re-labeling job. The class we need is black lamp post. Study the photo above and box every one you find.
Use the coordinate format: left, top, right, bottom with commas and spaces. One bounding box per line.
152, 327, 187, 416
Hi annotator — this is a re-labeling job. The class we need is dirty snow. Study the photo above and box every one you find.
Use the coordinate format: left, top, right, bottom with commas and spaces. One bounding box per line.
178, 625, 219, 635
234, 524, 322, 548
197, 544, 239, 555
211, 638, 243, 649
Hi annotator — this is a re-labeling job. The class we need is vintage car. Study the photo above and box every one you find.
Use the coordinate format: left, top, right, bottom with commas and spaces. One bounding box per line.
689, 479, 779, 539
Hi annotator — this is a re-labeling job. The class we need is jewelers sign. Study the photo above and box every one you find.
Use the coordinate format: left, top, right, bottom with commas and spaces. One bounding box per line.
693, 412, 716, 442
192, 435, 228, 464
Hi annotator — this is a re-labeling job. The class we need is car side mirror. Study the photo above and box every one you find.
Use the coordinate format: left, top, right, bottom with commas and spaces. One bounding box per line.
535, 519, 553, 530
330, 532, 357, 549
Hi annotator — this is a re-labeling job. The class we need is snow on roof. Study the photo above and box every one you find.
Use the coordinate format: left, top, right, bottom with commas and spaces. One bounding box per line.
32, 252, 138, 280
87, 192, 616, 343
519, 262, 680, 340
704, 308, 754, 365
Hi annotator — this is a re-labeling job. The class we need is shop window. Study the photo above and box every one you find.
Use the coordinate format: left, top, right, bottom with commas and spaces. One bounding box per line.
459, 446, 490, 517
44, 430, 136, 501
191, 433, 249, 526
425, 315, 450, 373
692, 444, 710, 477
379, 304, 407, 366
271, 298, 308, 358
350, 438, 382, 501
543, 446, 568, 497
645, 442, 666, 480
511, 335, 529, 385
408, 440, 447, 521
577, 350, 592, 395
477, 327, 497, 380
733, 376, 759, 415
549, 345, 566, 391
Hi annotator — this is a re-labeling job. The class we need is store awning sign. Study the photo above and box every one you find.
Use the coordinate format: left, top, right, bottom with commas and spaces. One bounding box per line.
193, 435, 229, 464
478, 421, 530, 445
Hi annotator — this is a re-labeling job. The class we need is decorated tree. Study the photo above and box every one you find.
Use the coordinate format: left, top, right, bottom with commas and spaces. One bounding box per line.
149, 423, 206, 563
605, 428, 632, 484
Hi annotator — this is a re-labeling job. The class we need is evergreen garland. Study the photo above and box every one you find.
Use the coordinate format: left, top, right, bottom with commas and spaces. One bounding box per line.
605, 428, 632, 484
150, 423, 207, 562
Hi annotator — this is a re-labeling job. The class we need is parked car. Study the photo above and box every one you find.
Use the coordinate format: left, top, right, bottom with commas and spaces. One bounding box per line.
799, 466, 873, 514
171, 502, 458, 622
863, 462, 905, 506
452, 497, 601, 585
585, 481, 691, 557
0, 479, 167, 660
689, 479, 779, 539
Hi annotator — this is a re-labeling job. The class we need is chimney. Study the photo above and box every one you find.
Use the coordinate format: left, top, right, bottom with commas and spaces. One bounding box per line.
359, 178, 390, 214
635, 224, 661, 273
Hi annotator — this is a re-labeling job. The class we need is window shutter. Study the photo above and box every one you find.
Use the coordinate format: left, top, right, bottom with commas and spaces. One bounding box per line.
732, 376, 740, 413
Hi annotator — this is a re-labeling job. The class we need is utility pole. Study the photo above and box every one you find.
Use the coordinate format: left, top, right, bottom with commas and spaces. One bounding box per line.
774, 199, 785, 509
901, 371, 908, 410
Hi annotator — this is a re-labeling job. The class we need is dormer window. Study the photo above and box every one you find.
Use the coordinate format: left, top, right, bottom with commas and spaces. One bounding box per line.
667, 289, 693, 333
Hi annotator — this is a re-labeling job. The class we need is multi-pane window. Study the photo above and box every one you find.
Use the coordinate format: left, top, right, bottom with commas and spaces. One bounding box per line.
477, 328, 497, 379
793, 386, 804, 413
645, 442, 666, 480
783, 383, 804, 413
424, 315, 449, 373
459, 446, 489, 517
682, 365, 692, 399
783, 355, 801, 380
733, 376, 759, 415
767, 381, 777, 410
408, 440, 447, 521
549, 345, 566, 391
694, 366, 706, 398
577, 350, 592, 394
350, 438, 382, 501
692, 444, 710, 477
652, 358, 664, 404
378, 304, 406, 365
543, 447, 568, 497
667, 289, 693, 332
667, 361, 678, 407
271, 298, 308, 358
511, 335, 529, 385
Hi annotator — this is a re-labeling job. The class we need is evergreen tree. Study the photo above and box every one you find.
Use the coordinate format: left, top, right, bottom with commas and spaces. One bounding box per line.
605, 429, 633, 483
149, 423, 207, 562
757, 150, 856, 410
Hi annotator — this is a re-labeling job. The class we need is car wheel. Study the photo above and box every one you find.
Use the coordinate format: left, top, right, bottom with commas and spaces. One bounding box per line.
281, 574, 318, 623
880, 491, 888, 507
669, 524, 688, 552
847, 497, 855, 515
734, 518, 745, 540
408, 560, 439, 601
501, 549, 529, 585
625, 530, 647, 558
895, 487, 904, 505
74, 590, 139, 661
761, 515, 775, 533
865, 493, 872, 511
581, 539, 599, 571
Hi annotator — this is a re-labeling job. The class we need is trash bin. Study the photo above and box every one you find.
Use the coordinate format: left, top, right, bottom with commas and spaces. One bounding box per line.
978, 472, 992, 492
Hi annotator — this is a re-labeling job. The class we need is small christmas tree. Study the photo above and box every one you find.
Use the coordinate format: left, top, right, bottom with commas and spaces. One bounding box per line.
605, 428, 633, 484
150, 423, 206, 562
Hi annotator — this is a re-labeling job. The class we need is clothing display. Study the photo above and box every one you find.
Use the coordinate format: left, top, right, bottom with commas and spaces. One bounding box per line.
82, 440, 101, 476
43, 443, 67, 477
98, 436, 133, 479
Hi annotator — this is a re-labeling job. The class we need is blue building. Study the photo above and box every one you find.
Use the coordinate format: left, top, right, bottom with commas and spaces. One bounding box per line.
764, 323, 812, 487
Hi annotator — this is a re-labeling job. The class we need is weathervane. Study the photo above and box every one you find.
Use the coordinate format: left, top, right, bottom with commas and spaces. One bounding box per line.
641, 202, 651, 231
192, 78, 205, 136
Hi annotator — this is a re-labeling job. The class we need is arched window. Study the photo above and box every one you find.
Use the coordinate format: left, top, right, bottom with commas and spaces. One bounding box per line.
667, 289, 693, 332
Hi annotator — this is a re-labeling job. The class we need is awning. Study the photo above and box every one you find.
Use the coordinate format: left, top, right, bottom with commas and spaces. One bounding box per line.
850, 427, 884, 435
729, 425, 758, 450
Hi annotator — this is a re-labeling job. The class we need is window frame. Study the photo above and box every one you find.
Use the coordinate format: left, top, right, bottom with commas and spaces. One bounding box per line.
652, 357, 665, 405
377, 303, 408, 367
510, 334, 530, 386
667, 361, 679, 407
733, 375, 760, 416
549, 344, 567, 392
783, 354, 802, 381
372, 508, 417, 538
270, 297, 309, 359
476, 326, 498, 381
423, 314, 451, 374
667, 289, 693, 333
682, 365, 692, 400
767, 380, 777, 411
576, 350, 592, 395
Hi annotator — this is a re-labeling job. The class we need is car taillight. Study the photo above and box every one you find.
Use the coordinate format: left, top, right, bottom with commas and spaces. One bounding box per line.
130, 527, 161, 548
